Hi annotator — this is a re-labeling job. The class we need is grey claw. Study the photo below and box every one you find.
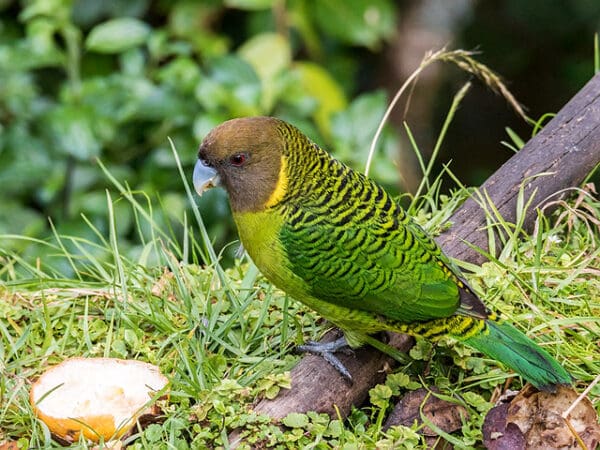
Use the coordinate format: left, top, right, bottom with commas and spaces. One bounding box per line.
297, 337, 353, 381
322, 351, 353, 381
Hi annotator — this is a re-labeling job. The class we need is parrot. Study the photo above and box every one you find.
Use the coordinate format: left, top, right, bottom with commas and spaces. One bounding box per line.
192, 116, 571, 391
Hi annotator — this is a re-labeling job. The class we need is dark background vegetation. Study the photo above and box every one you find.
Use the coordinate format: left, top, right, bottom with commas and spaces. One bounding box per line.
1, 0, 599, 271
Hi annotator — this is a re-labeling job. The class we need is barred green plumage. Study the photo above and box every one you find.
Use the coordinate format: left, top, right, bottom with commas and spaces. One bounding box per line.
193, 116, 571, 391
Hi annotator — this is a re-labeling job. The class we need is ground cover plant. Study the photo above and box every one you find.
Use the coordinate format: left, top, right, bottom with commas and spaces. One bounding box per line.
1, 124, 599, 447
1, 1, 599, 448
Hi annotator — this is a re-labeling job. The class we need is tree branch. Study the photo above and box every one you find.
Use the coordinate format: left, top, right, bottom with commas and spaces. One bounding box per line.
436, 72, 600, 263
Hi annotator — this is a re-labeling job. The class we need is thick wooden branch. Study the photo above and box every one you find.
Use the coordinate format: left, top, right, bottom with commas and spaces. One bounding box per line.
252, 331, 414, 419
230, 73, 600, 444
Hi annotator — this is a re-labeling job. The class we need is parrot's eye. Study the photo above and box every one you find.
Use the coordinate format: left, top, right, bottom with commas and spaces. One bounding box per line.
229, 153, 248, 167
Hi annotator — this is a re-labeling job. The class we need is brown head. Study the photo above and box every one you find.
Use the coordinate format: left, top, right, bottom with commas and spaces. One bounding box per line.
193, 116, 293, 213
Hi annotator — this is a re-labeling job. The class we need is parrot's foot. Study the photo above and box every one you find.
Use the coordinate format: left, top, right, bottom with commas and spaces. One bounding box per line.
297, 337, 354, 381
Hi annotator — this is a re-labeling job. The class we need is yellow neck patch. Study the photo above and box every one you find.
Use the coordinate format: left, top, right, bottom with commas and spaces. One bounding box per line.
264, 155, 288, 208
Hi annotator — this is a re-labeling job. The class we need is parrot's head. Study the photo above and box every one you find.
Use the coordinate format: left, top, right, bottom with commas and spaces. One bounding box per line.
193, 116, 291, 212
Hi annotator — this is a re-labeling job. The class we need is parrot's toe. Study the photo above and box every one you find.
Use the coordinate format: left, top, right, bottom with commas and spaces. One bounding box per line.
297, 337, 354, 381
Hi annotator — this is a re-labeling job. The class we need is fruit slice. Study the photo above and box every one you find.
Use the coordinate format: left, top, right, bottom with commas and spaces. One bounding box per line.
30, 357, 168, 443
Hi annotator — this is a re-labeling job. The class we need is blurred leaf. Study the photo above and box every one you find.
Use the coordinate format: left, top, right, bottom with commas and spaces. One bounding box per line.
13, 18, 66, 68
120, 48, 146, 76
331, 90, 399, 183
0, 202, 46, 250
0, 0, 409, 265
291, 62, 347, 140
86, 18, 151, 54
25, 18, 62, 54
238, 32, 291, 111
156, 57, 202, 92
195, 78, 230, 113
136, 84, 192, 122
167, 2, 227, 58
46, 105, 101, 160
0, 125, 53, 195
238, 33, 291, 82
197, 55, 262, 116
224, 0, 275, 10
331, 90, 385, 154
210, 55, 259, 87
148, 29, 195, 61
19, 0, 70, 22
0, 72, 41, 119
312, 0, 395, 49
161, 192, 187, 221
76, 75, 156, 125
73, 0, 150, 26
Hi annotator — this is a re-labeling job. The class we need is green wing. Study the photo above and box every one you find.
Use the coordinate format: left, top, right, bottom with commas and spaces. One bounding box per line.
279, 186, 462, 324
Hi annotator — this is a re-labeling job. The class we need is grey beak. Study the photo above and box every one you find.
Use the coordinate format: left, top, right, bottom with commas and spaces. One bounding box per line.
193, 159, 220, 195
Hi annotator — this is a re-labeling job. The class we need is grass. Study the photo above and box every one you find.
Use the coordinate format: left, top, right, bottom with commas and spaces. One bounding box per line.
1, 51, 600, 448
1, 144, 599, 448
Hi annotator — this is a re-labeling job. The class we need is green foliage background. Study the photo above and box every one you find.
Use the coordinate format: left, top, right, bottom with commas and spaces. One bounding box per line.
1, 0, 599, 273
0, 0, 400, 273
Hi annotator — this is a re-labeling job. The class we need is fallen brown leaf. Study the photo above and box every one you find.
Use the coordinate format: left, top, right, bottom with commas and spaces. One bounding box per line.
483, 401, 526, 450
483, 384, 600, 450
0, 441, 19, 450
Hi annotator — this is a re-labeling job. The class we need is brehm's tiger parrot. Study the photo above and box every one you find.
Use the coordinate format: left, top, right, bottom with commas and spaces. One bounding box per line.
193, 116, 571, 391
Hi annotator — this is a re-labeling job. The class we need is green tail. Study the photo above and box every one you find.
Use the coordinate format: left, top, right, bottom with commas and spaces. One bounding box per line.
464, 320, 571, 391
